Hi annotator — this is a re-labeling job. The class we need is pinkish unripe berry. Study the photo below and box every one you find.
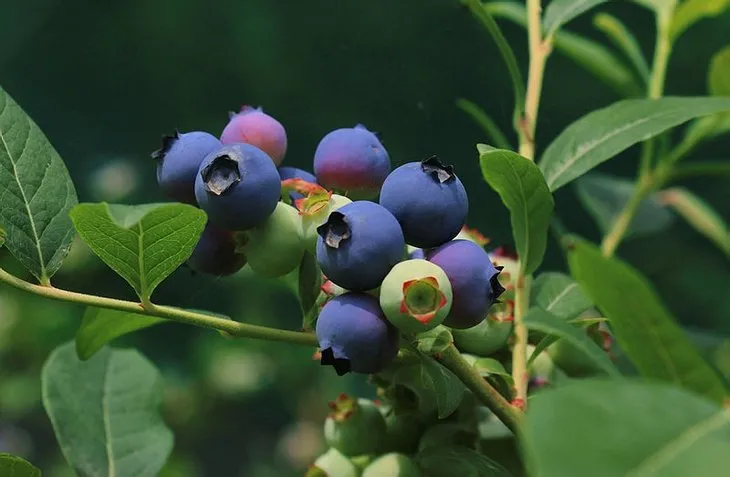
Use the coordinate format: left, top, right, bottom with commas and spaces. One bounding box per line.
220, 105, 287, 165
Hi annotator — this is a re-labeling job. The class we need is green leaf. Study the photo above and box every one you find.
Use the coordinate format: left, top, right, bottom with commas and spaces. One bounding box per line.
456, 98, 511, 150
709, 45, 730, 96
574, 173, 674, 238
567, 237, 728, 403
593, 12, 650, 82
634, 0, 678, 15
417, 446, 514, 477
487, 2, 641, 98
523, 379, 730, 477
670, 0, 730, 42
0, 85, 78, 284
542, 0, 609, 37
463, 354, 515, 387
523, 308, 619, 376
0, 226, 6, 248
389, 354, 465, 418
531, 271, 592, 319
479, 149, 554, 274
0, 454, 41, 477
41, 341, 173, 477
540, 97, 730, 191
660, 188, 730, 256
69, 202, 206, 302
75, 307, 166, 361
415, 326, 454, 355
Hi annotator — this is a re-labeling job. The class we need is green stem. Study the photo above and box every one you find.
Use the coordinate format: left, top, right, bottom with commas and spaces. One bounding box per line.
639, 8, 673, 177
463, 0, 526, 119
600, 178, 653, 257
668, 161, 730, 181
456, 98, 512, 149
0, 266, 318, 347
438, 344, 523, 434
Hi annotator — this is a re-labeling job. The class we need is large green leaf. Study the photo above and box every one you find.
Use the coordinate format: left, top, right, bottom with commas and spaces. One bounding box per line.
0, 454, 40, 477
487, 2, 641, 98
75, 307, 166, 361
524, 308, 618, 376
542, 0, 609, 37
0, 85, 78, 284
660, 188, 730, 257
42, 342, 173, 477
388, 354, 465, 419
69, 202, 206, 302
480, 149, 554, 274
531, 271, 592, 320
540, 97, 730, 191
567, 237, 727, 403
709, 45, 730, 96
670, 0, 730, 42
524, 379, 730, 477
417, 446, 514, 477
574, 173, 674, 238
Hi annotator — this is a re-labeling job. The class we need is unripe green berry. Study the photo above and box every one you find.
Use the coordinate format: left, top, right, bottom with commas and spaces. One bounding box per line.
306, 448, 358, 477
243, 201, 304, 278
323, 394, 386, 456
362, 453, 422, 477
382, 408, 423, 454
452, 314, 513, 356
298, 192, 352, 253
379, 259, 452, 335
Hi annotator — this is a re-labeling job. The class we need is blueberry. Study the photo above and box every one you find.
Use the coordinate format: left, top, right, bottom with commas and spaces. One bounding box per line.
324, 394, 387, 456
307, 448, 358, 477
316, 292, 399, 375
426, 240, 505, 329
220, 105, 287, 165
379, 156, 468, 248
362, 453, 421, 477
194, 143, 281, 231
379, 259, 452, 335
381, 409, 423, 454
316, 201, 404, 291
313, 124, 391, 199
187, 222, 247, 276
243, 201, 304, 278
278, 166, 318, 201
152, 130, 221, 204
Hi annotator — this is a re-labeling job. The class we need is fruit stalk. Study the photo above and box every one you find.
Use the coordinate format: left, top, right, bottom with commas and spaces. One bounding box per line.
437, 344, 523, 434
0, 266, 318, 346
512, 273, 531, 408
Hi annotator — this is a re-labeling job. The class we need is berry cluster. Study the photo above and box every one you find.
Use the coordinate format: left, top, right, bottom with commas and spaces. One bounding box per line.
153, 106, 506, 377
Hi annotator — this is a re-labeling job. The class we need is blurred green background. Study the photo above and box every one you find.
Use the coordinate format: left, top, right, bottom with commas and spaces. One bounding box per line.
0, 0, 728, 475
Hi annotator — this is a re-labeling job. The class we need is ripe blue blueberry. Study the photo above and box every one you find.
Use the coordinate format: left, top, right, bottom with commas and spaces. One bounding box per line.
194, 143, 281, 231
187, 222, 247, 276
220, 106, 288, 165
313, 124, 391, 199
316, 292, 399, 375
379, 156, 468, 249
316, 201, 405, 291
426, 239, 505, 329
278, 166, 318, 201
152, 130, 221, 204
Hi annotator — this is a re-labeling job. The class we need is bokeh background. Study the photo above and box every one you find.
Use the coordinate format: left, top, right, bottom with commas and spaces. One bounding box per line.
0, 0, 728, 475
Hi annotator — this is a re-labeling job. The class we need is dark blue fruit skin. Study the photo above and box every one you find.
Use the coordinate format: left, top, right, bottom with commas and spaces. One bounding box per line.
379, 159, 468, 248
278, 166, 318, 201
316, 293, 399, 375
313, 125, 390, 198
187, 222, 247, 276
194, 143, 281, 231
316, 201, 405, 291
154, 131, 222, 204
426, 239, 501, 329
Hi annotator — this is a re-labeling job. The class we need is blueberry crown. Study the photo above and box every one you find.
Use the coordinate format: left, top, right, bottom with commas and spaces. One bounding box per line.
420, 155, 455, 183
317, 212, 352, 248
320, 347, 351, 376
150, 129, 180, 161
200, 155, 241, 196
490, 265, 506, 301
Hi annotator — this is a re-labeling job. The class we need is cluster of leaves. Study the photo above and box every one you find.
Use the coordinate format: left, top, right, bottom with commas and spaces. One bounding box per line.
0, 0, 729, 476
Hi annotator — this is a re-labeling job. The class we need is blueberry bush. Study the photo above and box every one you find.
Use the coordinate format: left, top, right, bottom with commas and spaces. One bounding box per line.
1, 0, 730, 476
